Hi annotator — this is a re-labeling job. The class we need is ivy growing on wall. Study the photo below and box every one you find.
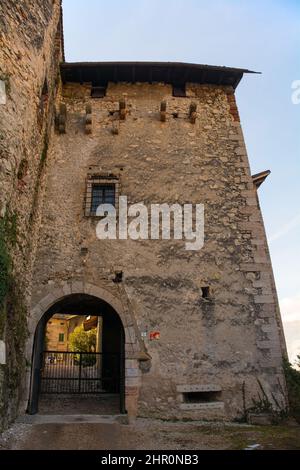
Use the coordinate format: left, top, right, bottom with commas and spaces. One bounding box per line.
0, 209, 28, 427
0, 210, 17, 337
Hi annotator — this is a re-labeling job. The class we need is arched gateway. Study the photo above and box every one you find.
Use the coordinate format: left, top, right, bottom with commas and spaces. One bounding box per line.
27, 283, 142, 417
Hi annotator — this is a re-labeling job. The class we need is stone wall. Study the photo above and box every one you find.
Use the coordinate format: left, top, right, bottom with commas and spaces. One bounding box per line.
46, 317, 69, 352
0, 0, 62, 429
27, 80, 288, 420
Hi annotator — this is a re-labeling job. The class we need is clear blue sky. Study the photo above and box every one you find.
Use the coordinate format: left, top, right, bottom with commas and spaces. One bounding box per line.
62, 0, 300, 361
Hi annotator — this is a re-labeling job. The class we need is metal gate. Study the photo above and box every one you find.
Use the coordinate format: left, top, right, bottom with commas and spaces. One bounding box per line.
40, 351, 121, 395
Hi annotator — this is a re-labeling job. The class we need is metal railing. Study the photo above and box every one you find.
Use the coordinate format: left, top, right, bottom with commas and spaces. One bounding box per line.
40, 351, 120, 395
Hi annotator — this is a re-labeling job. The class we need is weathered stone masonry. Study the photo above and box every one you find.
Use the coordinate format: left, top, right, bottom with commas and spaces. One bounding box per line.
0, 0, 63, 428
0, 3, 288, 427
29, 74, 287, 420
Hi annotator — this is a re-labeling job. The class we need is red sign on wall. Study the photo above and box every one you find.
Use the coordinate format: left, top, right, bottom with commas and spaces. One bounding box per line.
150, 331, 160, 341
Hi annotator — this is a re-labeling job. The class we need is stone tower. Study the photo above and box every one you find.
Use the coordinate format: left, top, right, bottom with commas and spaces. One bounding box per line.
0, 2, 287, 427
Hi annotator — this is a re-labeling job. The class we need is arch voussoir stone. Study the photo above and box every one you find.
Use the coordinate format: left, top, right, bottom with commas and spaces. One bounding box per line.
31, 281, 127, 328
30, 281, 140, 349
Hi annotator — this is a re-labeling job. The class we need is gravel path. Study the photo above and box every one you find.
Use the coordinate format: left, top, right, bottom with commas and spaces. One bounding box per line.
0, 416, 299, 450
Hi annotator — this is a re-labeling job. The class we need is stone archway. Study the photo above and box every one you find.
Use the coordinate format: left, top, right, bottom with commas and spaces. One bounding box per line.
25, 281, 143, 419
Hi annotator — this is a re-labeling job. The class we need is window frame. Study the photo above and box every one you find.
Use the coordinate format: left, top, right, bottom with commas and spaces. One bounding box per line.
90, 183, 116, 215
85, 175, 119, 217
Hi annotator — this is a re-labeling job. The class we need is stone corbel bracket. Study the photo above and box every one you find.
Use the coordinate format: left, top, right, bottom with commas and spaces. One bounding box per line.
119, 99, 127, 120
138, 351, 152, 373
160, 101, 167, 122
85, 103, 92, 134
57, 102, 67, 134
189, 102, 197, 124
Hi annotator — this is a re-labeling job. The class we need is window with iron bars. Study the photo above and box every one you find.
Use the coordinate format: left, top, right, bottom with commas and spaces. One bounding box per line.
85, 176, 119, 216
91, 183, 115, 214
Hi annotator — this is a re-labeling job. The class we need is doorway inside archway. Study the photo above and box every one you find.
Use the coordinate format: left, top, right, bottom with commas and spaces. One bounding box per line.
28, 294, 125, 415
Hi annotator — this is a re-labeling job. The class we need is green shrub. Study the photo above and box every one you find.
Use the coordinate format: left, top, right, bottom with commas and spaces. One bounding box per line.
0, 211, 17, 336
284, 356, 300, 423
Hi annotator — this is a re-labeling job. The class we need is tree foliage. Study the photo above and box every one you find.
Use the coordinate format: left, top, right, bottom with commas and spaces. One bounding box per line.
284, 355, 300, 423
69, 325, 97, 353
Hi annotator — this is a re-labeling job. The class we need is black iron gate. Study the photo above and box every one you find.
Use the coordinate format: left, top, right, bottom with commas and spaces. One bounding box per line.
40, 351, 121, 395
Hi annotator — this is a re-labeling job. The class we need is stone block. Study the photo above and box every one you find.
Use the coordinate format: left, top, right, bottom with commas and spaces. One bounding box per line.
0, 341, 6, 365
247, 413, 273, 425
180, 402, 224, 411
177, 384, 222, 393
126, 367, 139, 377
125, 377, 140, 387
254, 295, 274, 304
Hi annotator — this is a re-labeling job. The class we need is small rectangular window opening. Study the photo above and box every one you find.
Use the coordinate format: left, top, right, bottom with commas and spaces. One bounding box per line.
91, 183, 116, 215
172, 84, 186, 97
85, 176, 119, 217
201, 286, 211, 299
113, 271, 123, 283
58, 333, 65, 343
91, 86, 106, 98
183, 391, 221, 403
